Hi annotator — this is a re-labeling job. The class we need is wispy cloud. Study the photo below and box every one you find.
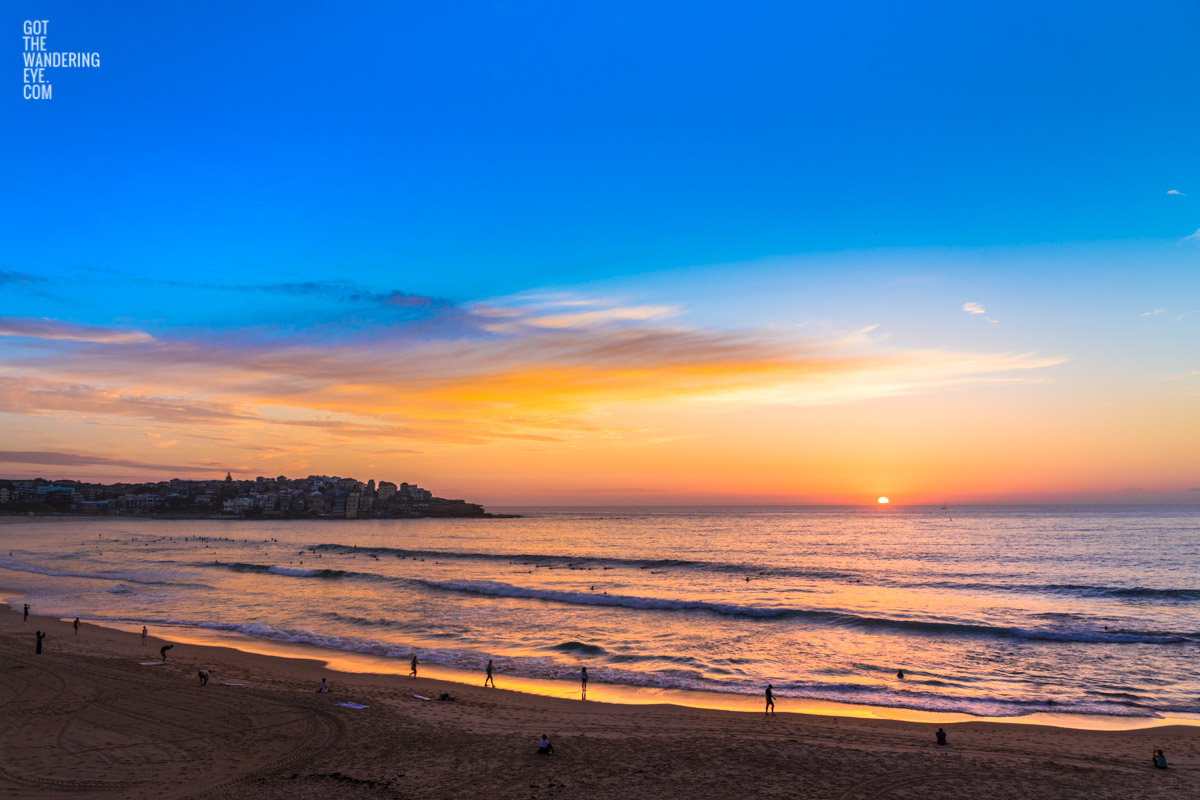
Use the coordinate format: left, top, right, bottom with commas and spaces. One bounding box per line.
1182, 229, 1200, 242
0, 377, 256, 423
0, 450, 231, 473
962, 302, 999, 325
524, 305, 678, 329
0, 269, 44, 287
1140, 308, 1165, 317
1167, 189, 1185, 196
0, 317, 155, 344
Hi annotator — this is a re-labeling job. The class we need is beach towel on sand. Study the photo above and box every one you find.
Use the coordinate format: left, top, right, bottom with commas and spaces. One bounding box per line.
335, 702, 370, 709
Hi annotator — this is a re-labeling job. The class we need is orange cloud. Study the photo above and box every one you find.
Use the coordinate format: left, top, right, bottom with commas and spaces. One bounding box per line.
0, 304, 1080, 496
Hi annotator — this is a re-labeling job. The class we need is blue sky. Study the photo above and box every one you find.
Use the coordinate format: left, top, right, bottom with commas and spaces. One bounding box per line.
2, 1, 1197, 501
6, 1, 1200, 296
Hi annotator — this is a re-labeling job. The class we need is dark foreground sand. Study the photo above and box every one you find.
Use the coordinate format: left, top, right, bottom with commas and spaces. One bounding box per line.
0, 609, 1197, 799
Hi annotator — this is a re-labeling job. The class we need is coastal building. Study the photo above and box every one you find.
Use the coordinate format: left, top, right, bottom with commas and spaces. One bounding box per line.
0, 473, 485, 518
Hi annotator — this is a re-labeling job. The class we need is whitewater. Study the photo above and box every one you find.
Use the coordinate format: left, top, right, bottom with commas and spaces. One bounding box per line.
1, 505, 1197, 720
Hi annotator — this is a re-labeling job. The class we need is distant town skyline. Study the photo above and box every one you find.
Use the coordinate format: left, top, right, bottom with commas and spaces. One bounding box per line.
3, 2, 1197, 504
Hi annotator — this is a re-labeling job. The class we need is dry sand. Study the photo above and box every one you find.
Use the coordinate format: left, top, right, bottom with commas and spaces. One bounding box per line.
1, 607, 1197, 799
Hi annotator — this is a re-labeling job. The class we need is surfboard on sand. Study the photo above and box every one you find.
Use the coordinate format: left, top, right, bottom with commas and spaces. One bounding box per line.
335, 702, 369, 709
139, 661, 167, 666
413, 694, 431, 701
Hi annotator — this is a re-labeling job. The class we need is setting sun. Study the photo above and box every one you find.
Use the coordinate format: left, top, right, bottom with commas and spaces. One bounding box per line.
877, 497, 889, 504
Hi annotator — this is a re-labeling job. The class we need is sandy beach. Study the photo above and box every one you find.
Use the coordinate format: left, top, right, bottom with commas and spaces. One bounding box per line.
0, 603, 1195, 800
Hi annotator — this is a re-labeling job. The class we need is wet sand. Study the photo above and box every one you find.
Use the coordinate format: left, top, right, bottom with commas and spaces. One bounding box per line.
1, 605, 1197, 799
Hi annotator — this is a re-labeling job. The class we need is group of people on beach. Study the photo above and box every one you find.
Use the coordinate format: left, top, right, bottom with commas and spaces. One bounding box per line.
409, 654, 502, 689
408, 656, 595, 697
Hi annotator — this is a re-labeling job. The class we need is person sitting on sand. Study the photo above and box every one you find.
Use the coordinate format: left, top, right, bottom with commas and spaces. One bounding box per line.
1152, 749, 1167, 768
537, 734, 554, 755
198, 669, 210, 686
317, 678, 328, 693
160, 644, 173, 662
936, 727, 947, 746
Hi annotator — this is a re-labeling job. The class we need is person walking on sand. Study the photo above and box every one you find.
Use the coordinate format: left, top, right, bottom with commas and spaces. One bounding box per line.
484, 659, 495, 688
35, 630, 46, 654
581, 666, 588, 696
73, 618, 80, 635
159, 644, 173, 662
141, 626, 148, 645
198, 669, 210, 686
23, 604, 29, 621
410, 654, 418, 679
765, 684, 775, 715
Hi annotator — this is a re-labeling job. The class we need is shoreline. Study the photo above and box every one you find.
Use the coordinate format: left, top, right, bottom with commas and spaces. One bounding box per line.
3, 588, 1194, 733
0, 511, 520, 521
1, 599, 1198, 800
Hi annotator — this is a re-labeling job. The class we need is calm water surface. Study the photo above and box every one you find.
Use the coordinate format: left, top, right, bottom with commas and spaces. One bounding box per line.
1, 505, 1197, 719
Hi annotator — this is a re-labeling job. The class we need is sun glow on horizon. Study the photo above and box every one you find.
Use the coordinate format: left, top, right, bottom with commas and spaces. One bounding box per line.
877, 496, 889, 504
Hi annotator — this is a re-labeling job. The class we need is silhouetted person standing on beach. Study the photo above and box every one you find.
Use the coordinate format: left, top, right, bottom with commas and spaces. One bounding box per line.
936, 727, 947, 746
410, 655, 418, 679
765, 684, 775, 715
160, 644, 173, 662
73, 618, 80, 635
484, 659, 495, 687
35, 630, 46, 654
23, 604, 29, 621
141, 626, 148, 645
581, 666, 588, 697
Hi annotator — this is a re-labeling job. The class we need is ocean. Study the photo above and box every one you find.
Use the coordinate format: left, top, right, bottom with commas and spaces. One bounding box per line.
2, 505, 1198, 720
